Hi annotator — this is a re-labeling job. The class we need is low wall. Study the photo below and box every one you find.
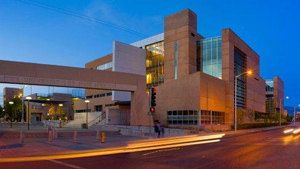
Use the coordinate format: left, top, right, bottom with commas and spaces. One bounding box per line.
98, 125, 190, 138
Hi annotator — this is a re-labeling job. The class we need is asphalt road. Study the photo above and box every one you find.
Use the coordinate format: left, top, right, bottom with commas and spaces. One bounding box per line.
1, 127, 300, 169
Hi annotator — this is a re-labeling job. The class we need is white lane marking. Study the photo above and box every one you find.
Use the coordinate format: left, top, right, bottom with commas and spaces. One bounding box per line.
50, 159, 86, 169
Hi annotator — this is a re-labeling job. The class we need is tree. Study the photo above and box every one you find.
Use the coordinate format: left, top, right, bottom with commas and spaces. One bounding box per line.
286, 114, 292, 122
11, 98, 22, 121
246, 109, 255, 122
237, 109, 246, 124
269, 113, 280, 123
0, 105, 3, 118
4, 98, 23, 122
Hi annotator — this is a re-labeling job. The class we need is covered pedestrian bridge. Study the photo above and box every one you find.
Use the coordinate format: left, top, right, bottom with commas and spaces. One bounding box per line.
0, 60, 149, 126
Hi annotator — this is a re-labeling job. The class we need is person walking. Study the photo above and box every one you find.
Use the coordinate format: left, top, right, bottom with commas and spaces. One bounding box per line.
154, 122, 160, 138
161, 125, 165, 137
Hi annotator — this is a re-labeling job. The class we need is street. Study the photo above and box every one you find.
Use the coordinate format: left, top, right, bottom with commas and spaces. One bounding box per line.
1, 127, 299, 169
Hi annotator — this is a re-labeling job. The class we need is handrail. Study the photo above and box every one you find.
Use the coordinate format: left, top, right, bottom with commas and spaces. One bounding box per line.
87, 112, 106, 127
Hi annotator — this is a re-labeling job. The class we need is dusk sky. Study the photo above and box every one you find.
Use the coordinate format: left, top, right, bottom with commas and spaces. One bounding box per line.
0, 0, 299, 106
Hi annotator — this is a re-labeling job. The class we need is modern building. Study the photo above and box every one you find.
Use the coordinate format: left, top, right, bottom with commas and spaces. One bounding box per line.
74, 9, 275, 128
24, 93, 78, 122
3, 87, 23, 106
265, 76, 284, 114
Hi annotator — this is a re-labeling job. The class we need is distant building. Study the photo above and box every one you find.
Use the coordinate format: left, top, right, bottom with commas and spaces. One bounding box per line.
24, 93, 78, 122
265, 76, 284, 114
3, 87, 23, 105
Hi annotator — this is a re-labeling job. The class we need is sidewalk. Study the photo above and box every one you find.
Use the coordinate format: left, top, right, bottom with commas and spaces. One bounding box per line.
0, 134, 145, 158
213, 125, 289, 137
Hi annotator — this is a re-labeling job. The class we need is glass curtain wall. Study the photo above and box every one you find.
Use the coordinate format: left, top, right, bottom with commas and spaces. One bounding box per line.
167, 110, 199, 125
167, 110, 225, 125
198, 37, 222, 79
234, 47, 247, 109
266, 80, 275, 113
145, 41, 164, 89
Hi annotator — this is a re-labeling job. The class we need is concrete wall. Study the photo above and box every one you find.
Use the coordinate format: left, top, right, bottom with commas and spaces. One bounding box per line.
273, 76, 284, 109
155, 71, 226, 125
74, 95, 114, 112
85, 54, 112, 97
106, 108, 130, 125
112, 41, 146, 101
164, 9, 199, 83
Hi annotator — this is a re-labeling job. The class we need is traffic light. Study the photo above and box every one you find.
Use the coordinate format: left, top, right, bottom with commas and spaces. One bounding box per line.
150, 107, 155, 114
151, 88, 156, 107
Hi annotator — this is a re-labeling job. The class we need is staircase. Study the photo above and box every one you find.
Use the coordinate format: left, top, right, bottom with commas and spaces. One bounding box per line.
64, 112, 106, 128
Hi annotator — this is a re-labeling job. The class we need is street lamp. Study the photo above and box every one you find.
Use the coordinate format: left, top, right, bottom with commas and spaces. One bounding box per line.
234, 69, 253, 132
20, 85, 27, 124
9, 101, 14, 128
26, 96, 32, 130
280, 96, 289, 126
85, 100, 90, 129
59, 103, 63, 128
295, 104, 300, 125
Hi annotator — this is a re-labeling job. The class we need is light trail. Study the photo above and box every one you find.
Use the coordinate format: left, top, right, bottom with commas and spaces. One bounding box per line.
283, 129, 294, 134
127, 134, 225, 149
293, 129, 300, 134
0, 134, 224, 163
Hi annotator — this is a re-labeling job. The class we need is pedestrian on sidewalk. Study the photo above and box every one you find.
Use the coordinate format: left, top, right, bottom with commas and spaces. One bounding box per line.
154, 122, 160, 138
161, 125, 165, 137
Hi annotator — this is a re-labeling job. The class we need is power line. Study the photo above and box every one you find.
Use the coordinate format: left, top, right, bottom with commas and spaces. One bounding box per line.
15, 0, 148, 38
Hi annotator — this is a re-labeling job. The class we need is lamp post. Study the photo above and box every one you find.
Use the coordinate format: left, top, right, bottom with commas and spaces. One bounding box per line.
9, 101, 14, 128
20, 85, 26, 124
85, 100, 90, 129
26, 96, 32, 130
294, 104, 300, 125
280, 96, 289, 126
234, 69, 253, 132
59, 103, 63, 128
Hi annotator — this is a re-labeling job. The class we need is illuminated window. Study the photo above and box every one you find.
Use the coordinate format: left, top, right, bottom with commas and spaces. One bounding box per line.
146, 74, 152, 84
145, 41, 164, 89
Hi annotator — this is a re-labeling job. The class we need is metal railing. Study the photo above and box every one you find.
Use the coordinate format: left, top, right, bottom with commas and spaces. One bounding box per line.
88, 112, 106, 127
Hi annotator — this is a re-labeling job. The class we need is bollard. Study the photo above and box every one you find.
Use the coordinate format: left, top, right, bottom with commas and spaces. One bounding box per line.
48, 131, 53, 142
96, 130, 100, 140
55, 129, 58, 138
52, 129, 55, 139
74, 131, 77, 141
20, 131, 24, 143
101, 132, 106, 143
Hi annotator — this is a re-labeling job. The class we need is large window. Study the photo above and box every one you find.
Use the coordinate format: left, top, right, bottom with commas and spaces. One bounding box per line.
234, 47, 247, 109
145, 41, 164, 89
167, 110, 225, 125
266, 79, 275, 113
167, 110, 199, 125
200, 110, 225, 124
265, 80, 274, 94
97, 62, 112, 70
174, 42, 178, 80
198, 37, 222, 79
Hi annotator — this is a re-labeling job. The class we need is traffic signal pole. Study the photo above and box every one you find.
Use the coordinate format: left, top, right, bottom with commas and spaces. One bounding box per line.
148, 88, 157, 138
148, 89, 152, 137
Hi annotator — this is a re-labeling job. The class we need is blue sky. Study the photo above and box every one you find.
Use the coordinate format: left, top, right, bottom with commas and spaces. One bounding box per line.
0, 0, 299, 106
